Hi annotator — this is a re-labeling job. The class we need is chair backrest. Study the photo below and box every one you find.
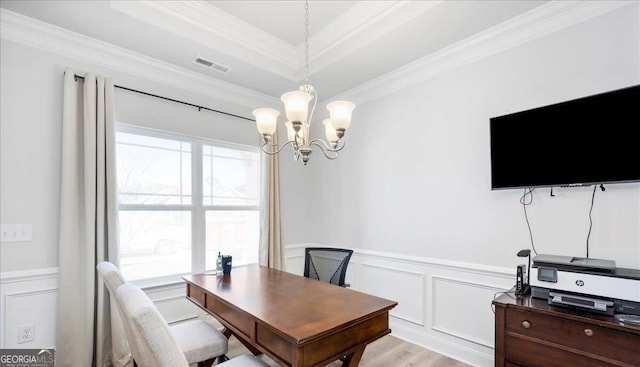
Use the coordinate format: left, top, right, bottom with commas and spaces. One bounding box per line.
303, 247, 353, 287
97, 261, 126, 294
115, 283, 189, 367
96, 262, 138, 362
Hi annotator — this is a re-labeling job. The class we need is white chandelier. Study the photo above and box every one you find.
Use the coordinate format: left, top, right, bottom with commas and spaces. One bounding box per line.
252, 0, 356, 165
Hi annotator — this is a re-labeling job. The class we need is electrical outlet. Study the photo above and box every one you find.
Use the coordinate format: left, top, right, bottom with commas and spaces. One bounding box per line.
17, 324, 35, 344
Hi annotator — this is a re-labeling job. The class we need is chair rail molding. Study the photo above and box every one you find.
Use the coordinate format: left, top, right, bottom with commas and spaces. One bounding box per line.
0, 267, 58, 284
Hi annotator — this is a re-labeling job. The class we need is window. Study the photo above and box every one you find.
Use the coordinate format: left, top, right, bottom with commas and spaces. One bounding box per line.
115, 125, 260, 281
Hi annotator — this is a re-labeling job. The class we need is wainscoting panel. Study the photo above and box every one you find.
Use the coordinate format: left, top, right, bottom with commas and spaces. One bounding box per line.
0, 268, 58, 349
285, 253, 305, 276
0, 269, 205, 349
284, 244, 306, 276
144, 282, 203, 324
5, 288, 57, 349
431, 276, 506, 348
359, 263, 426, 326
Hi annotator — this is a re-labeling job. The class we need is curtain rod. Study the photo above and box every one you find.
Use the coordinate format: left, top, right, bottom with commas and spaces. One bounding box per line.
72, 74, 255, 122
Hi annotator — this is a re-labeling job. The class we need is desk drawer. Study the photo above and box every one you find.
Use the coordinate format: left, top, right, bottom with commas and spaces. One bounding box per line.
206, 293, 253, 339
505, 309, 639, 365
186, 284, 205, 308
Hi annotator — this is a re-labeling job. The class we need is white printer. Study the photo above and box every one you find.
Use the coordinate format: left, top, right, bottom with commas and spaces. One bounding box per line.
530, 254, 640, 315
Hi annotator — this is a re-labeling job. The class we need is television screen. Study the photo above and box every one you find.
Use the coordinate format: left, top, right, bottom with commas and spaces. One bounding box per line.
490, 85, 640, 190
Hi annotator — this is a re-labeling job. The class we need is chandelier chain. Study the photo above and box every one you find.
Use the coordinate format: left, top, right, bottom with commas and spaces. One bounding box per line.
304, 0, 309, 84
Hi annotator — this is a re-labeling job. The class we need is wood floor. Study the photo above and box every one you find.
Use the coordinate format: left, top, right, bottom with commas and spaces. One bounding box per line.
221, 334, 470, 367
124, 333, 469, 367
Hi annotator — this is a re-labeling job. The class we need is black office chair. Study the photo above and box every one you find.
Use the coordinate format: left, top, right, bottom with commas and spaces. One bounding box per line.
303, 247, 353, 287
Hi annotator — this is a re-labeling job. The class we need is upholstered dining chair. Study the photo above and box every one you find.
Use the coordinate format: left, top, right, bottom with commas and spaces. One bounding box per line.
96, 262, 228, 367
303, 247, 354, 287
115, 283, 270, 367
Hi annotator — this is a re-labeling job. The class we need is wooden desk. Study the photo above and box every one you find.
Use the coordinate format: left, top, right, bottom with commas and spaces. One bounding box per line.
183, 265, 397, 367
493, 292, 640, 367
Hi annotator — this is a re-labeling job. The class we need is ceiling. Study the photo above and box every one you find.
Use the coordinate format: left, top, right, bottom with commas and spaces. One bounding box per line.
0, 0, 551, 101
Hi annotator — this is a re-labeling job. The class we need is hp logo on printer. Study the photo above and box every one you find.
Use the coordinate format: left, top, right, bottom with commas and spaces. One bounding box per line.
575, 280, 585, 287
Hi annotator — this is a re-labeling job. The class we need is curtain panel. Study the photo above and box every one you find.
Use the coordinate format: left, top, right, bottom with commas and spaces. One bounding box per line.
259, 134, 284, 270
56, 69, 127, 367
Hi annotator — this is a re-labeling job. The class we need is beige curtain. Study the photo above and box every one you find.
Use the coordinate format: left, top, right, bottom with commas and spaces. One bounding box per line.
56, 69, 128, 367
259, 134, 284, 270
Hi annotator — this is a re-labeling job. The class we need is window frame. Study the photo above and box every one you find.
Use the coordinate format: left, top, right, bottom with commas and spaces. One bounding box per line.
115, 123, 261, 287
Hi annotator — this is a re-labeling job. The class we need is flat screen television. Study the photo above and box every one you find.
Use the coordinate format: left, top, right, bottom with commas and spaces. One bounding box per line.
490, 85, 640, 190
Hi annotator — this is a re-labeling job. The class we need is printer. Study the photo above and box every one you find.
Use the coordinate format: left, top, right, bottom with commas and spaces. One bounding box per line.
530, 254, 640, 316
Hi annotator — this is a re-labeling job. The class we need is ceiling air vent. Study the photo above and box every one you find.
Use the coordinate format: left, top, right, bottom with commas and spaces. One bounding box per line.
193, 56, 230, 74
210, 63, 230, 74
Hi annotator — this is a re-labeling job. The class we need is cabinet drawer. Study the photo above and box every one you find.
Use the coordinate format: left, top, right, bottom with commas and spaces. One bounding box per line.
506, 335, 617, 367
506, 309, 640, 365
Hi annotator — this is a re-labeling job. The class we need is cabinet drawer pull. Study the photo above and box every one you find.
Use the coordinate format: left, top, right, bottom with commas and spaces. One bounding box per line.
584, 328, 593, 336
521, 320, 531, 329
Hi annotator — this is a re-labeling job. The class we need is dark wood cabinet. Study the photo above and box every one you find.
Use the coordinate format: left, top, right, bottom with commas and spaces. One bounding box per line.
493, 292, 640, 367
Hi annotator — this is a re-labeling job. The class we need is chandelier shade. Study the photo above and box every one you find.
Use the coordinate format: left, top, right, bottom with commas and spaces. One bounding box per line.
252, 0, 356, 165
281, 90, 312, 123
253, 108, 280, 136
326, 100, 355, 131
322, 118, 339, 144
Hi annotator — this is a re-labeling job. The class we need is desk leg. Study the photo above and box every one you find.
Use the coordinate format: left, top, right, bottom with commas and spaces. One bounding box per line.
341, 345, 365, 367
222, 328, 233, 339
221, 327, 262, 356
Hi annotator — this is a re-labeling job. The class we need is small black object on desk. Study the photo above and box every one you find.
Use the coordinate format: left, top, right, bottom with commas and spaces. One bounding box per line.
516, 249, 531, 295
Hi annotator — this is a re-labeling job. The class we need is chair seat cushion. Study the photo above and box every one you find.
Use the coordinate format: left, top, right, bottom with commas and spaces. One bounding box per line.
170, 320, 228, 364
220, 354, 271, 367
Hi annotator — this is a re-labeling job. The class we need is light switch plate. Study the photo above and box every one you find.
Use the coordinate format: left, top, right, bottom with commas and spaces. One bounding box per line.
0, 224, 32, 243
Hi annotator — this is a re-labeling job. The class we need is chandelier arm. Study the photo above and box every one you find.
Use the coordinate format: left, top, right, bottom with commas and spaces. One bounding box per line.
293, 131, 303, 151
308, 89, 317, 127
302, 87, 318, 150
309, 138, 346, 153
261, 140, 295, 155
309, 140, 343, 160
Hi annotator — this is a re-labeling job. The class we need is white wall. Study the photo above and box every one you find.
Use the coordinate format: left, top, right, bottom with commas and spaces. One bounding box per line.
303, 3, 640, 269
0, 39, 263, 273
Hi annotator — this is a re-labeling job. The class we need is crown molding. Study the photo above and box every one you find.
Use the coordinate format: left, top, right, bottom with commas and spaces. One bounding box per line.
330, 0, 634, 106
305, 1, 443, 78
0, 8, 279, 110
110, 1, 442, 82
1, 1, 631, 110
111, 0, 298, 80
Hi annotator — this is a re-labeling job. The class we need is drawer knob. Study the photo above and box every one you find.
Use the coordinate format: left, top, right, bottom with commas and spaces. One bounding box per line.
584, 328, 593, 336
522, 320, 531, 329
